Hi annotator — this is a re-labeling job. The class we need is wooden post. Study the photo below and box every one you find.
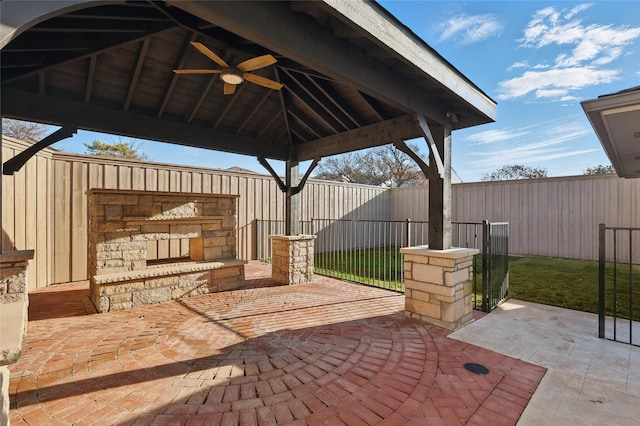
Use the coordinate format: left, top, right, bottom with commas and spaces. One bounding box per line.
428, 125, 452, 250
285, 159, 300, 235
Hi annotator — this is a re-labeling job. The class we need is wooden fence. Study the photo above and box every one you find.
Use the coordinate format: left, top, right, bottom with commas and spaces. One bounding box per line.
1, 136, 388, 290
2, 135, 638, 291
391, 177, 640, 261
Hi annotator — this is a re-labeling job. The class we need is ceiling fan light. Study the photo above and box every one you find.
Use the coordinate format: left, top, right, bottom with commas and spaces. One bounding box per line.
220, 68, 244, 85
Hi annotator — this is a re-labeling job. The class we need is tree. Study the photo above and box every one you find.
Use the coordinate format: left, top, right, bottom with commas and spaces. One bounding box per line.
2, 119, 48, 142
84, 138, 148, 160
584, 164, 615, 175
481, 165, 547, 181
314, 144, 426, 187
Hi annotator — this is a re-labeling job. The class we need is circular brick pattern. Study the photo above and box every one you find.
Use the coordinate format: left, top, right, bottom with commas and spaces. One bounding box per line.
9, 263, 545, 426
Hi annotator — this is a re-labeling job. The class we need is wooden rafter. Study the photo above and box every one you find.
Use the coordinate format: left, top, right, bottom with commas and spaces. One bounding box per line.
84, 55, 97, 103
124, 38, 150, 112
279, 69, 348, 133
235, 90, 273, 134
156, 31, 196, 118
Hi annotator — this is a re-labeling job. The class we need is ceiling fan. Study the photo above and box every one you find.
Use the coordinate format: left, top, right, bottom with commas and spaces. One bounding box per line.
174, 42, 284, 95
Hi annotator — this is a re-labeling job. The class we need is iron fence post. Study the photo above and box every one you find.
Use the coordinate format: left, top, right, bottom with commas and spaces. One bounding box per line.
598, 223, 605, 339
482, 220, 489, 313
405, 218, 411, 247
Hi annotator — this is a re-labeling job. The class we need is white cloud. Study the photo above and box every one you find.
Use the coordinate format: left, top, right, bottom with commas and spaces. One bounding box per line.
507, 61, 529, 71
468, 147, 601, 169
497, 67, 618, 100
462, 118, 595, 170
463, 128, 531, 145
503, 3, 640, 101
565, 3, 593, 20
438, 13, 503, 45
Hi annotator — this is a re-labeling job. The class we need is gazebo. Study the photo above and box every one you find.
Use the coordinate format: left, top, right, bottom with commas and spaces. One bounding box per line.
1, 1, 496, 419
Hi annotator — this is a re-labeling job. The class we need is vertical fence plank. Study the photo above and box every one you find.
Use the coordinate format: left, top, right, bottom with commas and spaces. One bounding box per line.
53, 159, 71, 283
71, 161, 88, 281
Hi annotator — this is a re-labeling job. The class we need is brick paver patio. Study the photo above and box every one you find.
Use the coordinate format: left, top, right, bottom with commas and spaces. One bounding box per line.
8, 262, 545, 425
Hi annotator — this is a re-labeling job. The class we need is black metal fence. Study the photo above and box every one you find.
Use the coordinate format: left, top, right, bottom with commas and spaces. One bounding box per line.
482, 221, 509, 312
256, 218, 509, 312
598, 224, 640, 346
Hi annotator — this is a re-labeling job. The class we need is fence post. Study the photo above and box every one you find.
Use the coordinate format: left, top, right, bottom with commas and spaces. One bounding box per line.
598, 223, 605, 338
482, 220, 490, 313
405, 218, 411, 247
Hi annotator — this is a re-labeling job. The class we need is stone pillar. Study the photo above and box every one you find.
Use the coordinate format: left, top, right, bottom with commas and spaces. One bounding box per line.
270, 235, 316, 284
0, 250, 34, 425
400, 246, 478, 330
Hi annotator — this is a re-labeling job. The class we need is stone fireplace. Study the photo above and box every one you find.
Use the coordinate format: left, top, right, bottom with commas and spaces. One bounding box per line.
87, 189, 246, 312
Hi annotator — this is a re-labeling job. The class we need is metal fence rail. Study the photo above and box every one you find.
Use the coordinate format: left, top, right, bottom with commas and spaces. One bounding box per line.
598, 224, 640, 346
256, 218, 508, 311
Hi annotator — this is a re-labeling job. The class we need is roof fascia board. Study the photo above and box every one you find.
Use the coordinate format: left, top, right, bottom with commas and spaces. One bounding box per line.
581, 90, 640, 178
322, 0, 496, 123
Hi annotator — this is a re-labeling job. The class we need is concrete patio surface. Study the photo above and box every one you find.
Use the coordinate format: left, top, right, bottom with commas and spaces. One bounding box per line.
8, 261, 545, 426
450, 299, 640, 425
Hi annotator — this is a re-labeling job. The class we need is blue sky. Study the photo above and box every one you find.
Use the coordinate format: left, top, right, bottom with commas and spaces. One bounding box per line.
52, 1, 640, 182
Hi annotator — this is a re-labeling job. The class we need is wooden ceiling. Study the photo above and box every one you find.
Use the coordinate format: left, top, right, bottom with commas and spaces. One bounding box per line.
1, 1, 496, 162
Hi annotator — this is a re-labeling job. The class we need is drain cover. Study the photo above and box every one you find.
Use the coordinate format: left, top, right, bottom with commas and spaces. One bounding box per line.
464, 362, 490, 375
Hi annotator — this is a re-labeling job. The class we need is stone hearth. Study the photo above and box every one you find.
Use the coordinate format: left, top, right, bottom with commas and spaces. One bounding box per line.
87, 189, 246, 312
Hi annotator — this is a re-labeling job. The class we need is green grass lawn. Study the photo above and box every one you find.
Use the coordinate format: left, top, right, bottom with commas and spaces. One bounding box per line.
311, 248, 640, 318
508, 256, 640, 318
314, 247, 404, 292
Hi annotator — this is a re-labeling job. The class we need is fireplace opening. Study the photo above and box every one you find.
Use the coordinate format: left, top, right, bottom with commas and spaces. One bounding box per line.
146, 237, 204, 266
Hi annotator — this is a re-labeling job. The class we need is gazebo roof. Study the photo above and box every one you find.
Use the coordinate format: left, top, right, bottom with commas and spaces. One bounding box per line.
1, 0, 496, 162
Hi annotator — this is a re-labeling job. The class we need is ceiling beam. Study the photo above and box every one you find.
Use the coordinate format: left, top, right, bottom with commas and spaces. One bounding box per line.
1, 87, 289, 160
294, 114, 418, 161
168, 1, 451, 125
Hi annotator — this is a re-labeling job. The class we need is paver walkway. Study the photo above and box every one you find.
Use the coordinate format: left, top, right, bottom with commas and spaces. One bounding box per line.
9, 262, 545, 425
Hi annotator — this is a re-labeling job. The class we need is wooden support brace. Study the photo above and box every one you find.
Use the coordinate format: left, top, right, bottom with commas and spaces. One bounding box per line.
292, 158, 319, 195
258, 157, 320, 195
416, 115, 445, 179
258, 157, 287, 192
393, 141, 430, 177
3, 125, 77, 175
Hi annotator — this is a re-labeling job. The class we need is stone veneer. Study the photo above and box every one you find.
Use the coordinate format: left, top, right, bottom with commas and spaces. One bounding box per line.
270, 235, 316, 285
87, 189, 246, 312
400, 246, 479, 330
1, 250, 34, 426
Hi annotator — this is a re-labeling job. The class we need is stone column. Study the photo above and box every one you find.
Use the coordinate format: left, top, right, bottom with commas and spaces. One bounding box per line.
0, 250, 34, 426
270, 235, 316, 284
400, 246, 478, 330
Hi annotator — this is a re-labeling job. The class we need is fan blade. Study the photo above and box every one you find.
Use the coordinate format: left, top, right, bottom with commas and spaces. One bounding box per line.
243, 73, 283, 90
190, 42, 229, 68
173, 69, 222, 74
224, 82, 237, 95
236, 54, 277, 72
